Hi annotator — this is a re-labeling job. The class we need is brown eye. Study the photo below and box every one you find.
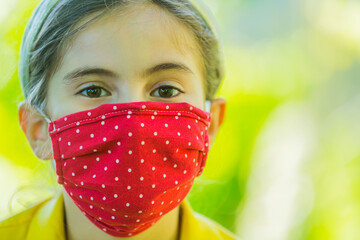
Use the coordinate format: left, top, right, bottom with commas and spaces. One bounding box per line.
79, 86, 110, 98
151, 85, 183, 98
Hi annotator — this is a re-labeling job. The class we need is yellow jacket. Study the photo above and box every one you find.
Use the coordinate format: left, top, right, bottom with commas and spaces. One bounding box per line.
0, 191, 239, 240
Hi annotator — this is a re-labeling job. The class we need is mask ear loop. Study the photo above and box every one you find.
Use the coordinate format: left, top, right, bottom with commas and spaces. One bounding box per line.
205, 100, 211, 113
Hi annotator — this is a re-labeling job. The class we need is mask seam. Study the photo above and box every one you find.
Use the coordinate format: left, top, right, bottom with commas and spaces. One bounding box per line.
49, 109, 211, 134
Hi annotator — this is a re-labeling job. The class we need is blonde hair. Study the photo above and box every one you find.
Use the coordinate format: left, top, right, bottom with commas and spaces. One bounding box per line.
19, 0, 224, 117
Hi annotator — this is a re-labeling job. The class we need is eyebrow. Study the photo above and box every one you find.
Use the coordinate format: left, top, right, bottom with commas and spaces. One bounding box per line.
63, 62, 194, 83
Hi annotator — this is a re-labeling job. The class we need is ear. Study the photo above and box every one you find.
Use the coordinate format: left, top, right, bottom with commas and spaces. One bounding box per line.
207, 98, 226, 148
18, 101, 53, 160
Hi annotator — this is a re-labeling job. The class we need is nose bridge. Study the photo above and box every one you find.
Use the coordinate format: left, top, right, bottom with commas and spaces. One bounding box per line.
117, 77, 146, 103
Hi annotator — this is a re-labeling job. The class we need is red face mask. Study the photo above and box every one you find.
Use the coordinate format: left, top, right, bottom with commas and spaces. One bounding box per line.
47, 101, 211, 237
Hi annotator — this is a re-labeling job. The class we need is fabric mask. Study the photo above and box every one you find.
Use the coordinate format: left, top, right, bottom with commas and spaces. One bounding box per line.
47, 101, 211, 237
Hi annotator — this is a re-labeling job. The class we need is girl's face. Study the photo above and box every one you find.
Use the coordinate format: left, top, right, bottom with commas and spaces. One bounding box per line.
46, 4, 206, 121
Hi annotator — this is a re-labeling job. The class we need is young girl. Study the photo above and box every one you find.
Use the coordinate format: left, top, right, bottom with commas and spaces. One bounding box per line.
0, 0, 238, 239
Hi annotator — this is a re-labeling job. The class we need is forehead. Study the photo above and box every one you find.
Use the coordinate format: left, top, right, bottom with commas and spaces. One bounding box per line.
55, 2, 203, 77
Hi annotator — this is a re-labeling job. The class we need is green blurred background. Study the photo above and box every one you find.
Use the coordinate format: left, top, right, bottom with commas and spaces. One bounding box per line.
1, 0, 359, 239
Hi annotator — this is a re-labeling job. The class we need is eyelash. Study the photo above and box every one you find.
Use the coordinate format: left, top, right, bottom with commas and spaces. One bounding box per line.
77, 84, 184, 98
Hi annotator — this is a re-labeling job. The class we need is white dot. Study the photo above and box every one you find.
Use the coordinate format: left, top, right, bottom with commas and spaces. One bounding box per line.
163, 174, 166, 178
90, 134, 94, 138
141, 159, 145, 163
128, 111, 132, 115
188, 142, 191, 146
160, 212, 163, 216
72, 172, 75, 176
59, 137, 62, 141
115, 125, 119, 130
127, 186, 131, 190
154, 132, 157, 136
104, 167, 108, 171
88, 112, 91, 116
80, 195, 83, 199
193, 158, 196, 163
166, 105, 169, 109
108, 150, 111, 154
103, 196, 106, 200
114, 194, 118, 198
116, 159, 120, 163
142, 105, 146, 109
175, 180, 178, 185
152, 149, 156, 153
115, 177, 119, 181
70, 192, 73, 196
76, 122, 80, 126
178, 113, 181, 116
128, 132, 132, 137
102, 184, 105, 188
136, 219, 140, 222
128, 168, 132, 172
152, 184, 156, 188
185, 154, 188, 158
141, 141, 145, 145
174, 164, 177, 168
188, 125, 191, 129
117, 141, 121, 146
175, 116, 179, 120
64, 117, 68, 121
112, 216, 115, 219
177, 132, 181, 136
93, 149, 97, 152
190, 106, 193, 110
90, 196, 94, 200
125, 215, 129, 218
141, 123, 144, 127
129, 150, 132, 155
140, 177, 144, 181
184, 170, 187, 174
113, 106, 117, 110
81, 181, 84, 185
68, 142, 71, 146
201, 131, 204, 135
138, 210, 143, 214
76, 129, 80, 133
163, 157, 167, 161
103, 137, 107, 142
151, 116, 155, 120
205, 143, 209, 147
112, 209, 116, 212
152, 200, 155, 204
93, 174, 96, 178
196, 119, 198, 123
176, 149, 179, 152
152, 166, 155, 171
139, 194, 143, 198
126, 203, 130, 207
83, 165, 87, 169
165, 123, 168, 127
96, 157, 100, 161
90, 205, 93, 209
127, 115, 131, 119
79, 146, 83, 150
161, 201, 164, 205
166, 140, 170, 144
102, 115, 105, 119
101, 121, 105, 125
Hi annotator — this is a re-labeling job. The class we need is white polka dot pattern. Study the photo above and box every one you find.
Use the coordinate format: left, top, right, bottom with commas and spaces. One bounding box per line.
48, 101, 211, 237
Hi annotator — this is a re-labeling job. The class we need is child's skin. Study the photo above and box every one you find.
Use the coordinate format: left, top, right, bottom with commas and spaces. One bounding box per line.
18, 3, 225, 240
